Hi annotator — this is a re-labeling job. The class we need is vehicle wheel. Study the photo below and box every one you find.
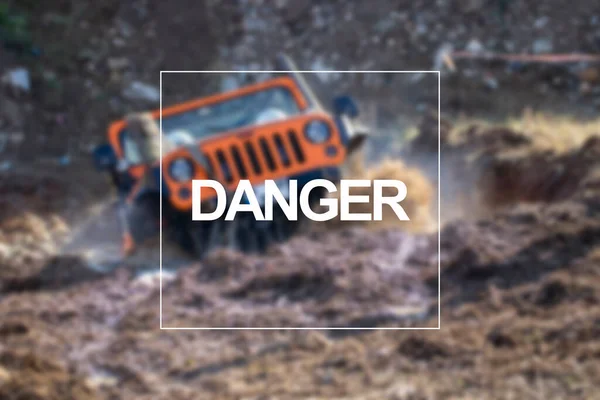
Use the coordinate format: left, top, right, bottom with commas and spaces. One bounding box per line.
228, 215, 278, 254
176, 187, 327, 258
127, 195, 160, 244
235, 215, 259, 253
187, 220, 218, 259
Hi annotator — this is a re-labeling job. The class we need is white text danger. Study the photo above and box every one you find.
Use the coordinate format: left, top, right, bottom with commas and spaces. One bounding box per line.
191, 179, 410, 222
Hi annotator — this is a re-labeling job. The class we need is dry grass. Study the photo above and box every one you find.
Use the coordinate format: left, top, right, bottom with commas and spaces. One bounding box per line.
451, 110, 600, 153
329, 149, 436, 233
508, 109, 600, 152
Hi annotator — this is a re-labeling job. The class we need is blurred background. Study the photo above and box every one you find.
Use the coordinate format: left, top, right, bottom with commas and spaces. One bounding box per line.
1, 0, 600, 399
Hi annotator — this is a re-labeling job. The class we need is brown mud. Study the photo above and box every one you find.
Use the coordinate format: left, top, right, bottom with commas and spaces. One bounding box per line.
2, 119, 600, 398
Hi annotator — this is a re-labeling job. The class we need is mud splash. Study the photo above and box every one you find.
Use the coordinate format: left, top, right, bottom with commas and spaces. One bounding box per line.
330, 147, 436, 233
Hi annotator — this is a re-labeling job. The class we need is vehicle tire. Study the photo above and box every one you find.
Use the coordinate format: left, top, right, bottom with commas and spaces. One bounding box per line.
186, 220, 217, 259
127, 195, 161, 244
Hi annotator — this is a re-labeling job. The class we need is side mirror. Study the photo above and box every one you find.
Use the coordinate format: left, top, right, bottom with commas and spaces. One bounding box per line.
333, 95, 359, 118
92, 144, 117, 171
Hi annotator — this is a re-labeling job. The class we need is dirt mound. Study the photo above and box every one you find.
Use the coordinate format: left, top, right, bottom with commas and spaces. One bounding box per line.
0, 210, 67, 284
0, 165, 114, 287
477, 136, 600, 208
438, 199, 600, 304
1, 255, 110, 293
160, 228, 431, 328
407, 114, 600, 221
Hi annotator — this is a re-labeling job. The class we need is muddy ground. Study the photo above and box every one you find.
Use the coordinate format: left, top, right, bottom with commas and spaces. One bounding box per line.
1, 119, 600, 399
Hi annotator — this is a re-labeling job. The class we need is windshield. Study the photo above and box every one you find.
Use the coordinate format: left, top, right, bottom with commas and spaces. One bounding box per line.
162, 86, 299, 141
120, 86, 300, 163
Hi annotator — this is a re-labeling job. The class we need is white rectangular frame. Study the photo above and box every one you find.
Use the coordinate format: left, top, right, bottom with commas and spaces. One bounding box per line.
159, 70, 441, 330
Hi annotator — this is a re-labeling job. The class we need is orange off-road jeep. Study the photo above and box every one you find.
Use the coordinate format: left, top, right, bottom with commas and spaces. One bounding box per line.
93, 55, 367, 258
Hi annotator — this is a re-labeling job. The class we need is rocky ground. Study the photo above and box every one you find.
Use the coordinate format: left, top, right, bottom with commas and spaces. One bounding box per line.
2, 0, 600, 163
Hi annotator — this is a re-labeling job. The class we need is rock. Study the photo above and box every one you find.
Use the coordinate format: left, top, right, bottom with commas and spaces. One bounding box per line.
534, 16, 550, 29
107, 57, 130, 71
1, 68, 31, 93
483, 74, 499, 90
465, 38, 484, 54
415, 21, 427, 36
85, 370, 119, 389
532, 38, 553, 54
0, 95, 24, 127
373, 13, 400, 34
122, 81, 160, 102
113, 37, 127, 47
77, 48, 98, 61
58, 155, 71, 166
132, 269, 176, 288
118, 21, 134, 38
459, 0, 485, 13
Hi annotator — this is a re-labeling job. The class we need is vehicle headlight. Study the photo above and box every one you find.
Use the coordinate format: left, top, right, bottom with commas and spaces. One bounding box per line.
304, 120, 331, 144
169, 158, 194, 182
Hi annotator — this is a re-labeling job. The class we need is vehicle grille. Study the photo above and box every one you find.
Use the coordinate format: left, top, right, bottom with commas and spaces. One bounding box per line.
208, 129, 306, 184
